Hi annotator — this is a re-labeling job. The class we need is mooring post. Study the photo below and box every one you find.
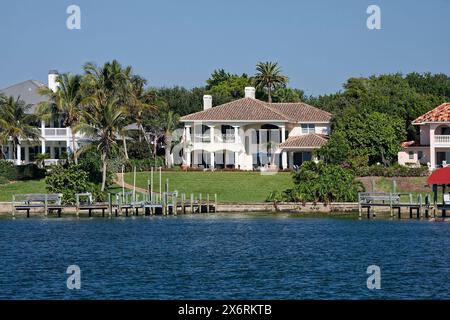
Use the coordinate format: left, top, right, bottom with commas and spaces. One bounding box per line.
389, 193, 393, 218
11, 195, 15, 217
371, 180, 375, 192
44, 194, 48, 216
190, 193, 194, 213
182, 193, 186, 214
358, 193, 362, 218
199, 193, 202, 213
393, 180, 397, 193
207, 194, 210, 213
214, 193, 218, 212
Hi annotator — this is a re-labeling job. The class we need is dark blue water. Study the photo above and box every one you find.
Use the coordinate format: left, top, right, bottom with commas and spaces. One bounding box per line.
0, 213, 449, 299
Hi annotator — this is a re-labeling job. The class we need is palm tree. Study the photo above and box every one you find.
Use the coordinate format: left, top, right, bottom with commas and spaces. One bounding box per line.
0, 96, 40, 164
76, 96, 126, 191
146, 104, 180, 168
253, 62, 289, 103
37, 73, 83, 164
83, 60, 133, 159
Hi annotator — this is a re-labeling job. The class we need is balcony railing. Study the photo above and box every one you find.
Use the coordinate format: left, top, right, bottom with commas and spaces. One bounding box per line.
193, 134, 237, 144
435, 135, 450, 145
43, 128, 68, 137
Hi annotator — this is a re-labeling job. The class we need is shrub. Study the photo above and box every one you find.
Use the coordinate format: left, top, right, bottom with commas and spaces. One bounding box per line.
271, 161, 365, 204
78, 146, 114, 187
354, 164, 429, 177
124, 157, 165, 172
127, 141, 153, 160
0, 160, 15, 180
45, 164, 102, 204
0, 161, 45, 181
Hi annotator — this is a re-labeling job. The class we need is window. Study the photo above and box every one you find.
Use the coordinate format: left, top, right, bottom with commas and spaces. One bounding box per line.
408, 151, 414, 160
418, 151, 423, 160
301, 124, 315, 134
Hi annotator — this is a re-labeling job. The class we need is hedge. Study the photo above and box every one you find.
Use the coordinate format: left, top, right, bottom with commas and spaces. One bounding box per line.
354, 165, 429, 177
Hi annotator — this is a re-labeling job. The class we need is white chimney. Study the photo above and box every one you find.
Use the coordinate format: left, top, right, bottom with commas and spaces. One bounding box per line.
203, 95, 212, 110
48, 70, 59, 92
245, 87, 256, 99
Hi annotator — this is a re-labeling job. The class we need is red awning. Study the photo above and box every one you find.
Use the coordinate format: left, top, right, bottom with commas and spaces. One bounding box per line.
428, 167, 450, 185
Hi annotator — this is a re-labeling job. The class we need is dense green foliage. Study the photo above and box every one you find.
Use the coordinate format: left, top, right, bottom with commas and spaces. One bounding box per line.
269, 162, 364, 204
45, 164, 102, 204
0, 160, 45, 181
354, 164, 429, 177
313, 73, 450, 165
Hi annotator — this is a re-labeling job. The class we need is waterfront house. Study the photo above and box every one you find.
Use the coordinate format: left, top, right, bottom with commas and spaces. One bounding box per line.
179, 87, 332, 170
398, 102, 450, 170
0, 70, 86, 165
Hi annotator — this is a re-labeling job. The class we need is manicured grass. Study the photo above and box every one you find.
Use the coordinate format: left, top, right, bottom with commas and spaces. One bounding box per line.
123, 171, 294, 203
0, 179, 47, 202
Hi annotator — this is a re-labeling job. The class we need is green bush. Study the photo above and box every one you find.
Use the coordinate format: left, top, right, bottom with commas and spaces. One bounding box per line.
0, 160, 15, 180
270, 161, 364, 204
124, 157, 165, 172
354, 164, 429, 177
78, 146, 114, 187
127, 141, 153, 160
0, 161, 45, 181
45, 164, 102, 204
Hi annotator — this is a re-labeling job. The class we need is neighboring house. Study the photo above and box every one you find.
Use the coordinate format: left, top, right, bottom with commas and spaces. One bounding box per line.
398, 102, 450, 170
0, 70, 86, 165
179, 87, 332, 170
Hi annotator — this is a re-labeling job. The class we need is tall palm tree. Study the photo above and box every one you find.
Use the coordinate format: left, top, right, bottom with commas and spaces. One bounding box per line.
0, 96, 40, 164
37, 73, 83, 164
83, 60, 133, 159
253, 62, 289, 103
76, 96, 126, 191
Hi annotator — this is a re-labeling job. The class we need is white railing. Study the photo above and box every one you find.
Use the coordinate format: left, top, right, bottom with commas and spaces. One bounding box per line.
214, 134, 236, 143
434, 135, 450, 145
43, 128, 68, 137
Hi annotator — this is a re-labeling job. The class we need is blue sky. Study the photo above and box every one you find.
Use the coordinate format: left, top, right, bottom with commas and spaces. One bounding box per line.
0, 0, 449, 95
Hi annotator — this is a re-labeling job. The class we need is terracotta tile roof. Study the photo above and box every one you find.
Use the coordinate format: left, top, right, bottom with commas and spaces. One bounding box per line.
268, 103, 332, 122
180, 97, 331, 122
279, 134, 328, 149
413, 102, 450, 124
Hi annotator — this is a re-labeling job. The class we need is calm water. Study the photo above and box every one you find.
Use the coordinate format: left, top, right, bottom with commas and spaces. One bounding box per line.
0, 213, 449, 300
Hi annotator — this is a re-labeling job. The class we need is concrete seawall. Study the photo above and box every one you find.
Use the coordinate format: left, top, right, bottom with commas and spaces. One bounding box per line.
0, 201, 360, 216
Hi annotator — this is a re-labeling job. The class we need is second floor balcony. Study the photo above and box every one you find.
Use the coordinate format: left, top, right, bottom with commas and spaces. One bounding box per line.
434, 135, 450, 146
43, 127, 69, 137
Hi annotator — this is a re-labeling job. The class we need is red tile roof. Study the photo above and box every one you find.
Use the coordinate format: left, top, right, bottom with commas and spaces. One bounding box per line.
279, 134, 328, 149
180, 98, 331, 122
413, 102, 450, 124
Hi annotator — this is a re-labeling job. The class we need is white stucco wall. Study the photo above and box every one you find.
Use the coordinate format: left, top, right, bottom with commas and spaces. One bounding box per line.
398, 148, 430, 166
419, 124, 430, 145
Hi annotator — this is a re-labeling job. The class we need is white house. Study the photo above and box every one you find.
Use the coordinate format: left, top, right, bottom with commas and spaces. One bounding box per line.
0, 70, 86, 165
179, 87, 332, 170
398, 102, 450, 169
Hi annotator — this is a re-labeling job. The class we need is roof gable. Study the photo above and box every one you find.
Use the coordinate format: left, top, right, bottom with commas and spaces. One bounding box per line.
413, 102, 450, 124
0, 80, 48, 114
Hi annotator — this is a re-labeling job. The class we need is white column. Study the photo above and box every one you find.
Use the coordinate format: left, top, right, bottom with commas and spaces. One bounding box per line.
233, 126, 240, 144
288, 152, 294, 169
184, 126, 191, 167
16, 145, 21, 165
41, 139, 46, 155
209, 125, 215, 143
41, 120, 45, 136
281, 126, 287, 169
210, 152, 215, 169
430, 124, 436, 169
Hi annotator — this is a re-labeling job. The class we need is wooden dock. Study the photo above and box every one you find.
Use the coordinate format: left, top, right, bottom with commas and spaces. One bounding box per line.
358, 192, 432, 219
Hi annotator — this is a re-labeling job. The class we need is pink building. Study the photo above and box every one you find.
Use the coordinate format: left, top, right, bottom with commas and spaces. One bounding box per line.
398, 102, 450, 170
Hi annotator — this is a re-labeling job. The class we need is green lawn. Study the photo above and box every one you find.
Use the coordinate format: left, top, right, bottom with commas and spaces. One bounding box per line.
123, 171, 294, 203
0, 179, 47, 202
